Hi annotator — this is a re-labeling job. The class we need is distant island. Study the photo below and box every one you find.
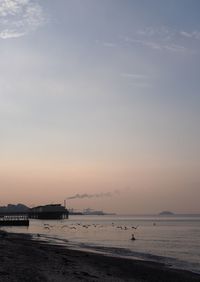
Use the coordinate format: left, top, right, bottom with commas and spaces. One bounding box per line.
159, 211, 175, 216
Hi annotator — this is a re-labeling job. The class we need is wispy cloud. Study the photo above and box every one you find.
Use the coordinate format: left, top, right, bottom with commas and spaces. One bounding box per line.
0, 0, 46, 39
126, 38, 186, 53
120, 73, 148, 79
139, 27, 200, 42
180, 30, 200, 40
124, 26, 200, 54
102, 42, 116, 48
0, 29, 25, 38
95, 40, 117, 48
137, 26, 173, 40
120, 73, 151, 88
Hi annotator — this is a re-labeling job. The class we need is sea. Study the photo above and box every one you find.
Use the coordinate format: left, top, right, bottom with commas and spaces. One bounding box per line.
2, 214, 200, 274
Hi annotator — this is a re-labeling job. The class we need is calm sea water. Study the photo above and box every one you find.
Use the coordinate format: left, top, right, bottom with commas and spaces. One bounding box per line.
2, 215, 200, 274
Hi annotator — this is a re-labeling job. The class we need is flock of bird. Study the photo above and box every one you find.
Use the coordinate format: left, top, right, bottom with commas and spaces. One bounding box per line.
42, 222, 139, 231
41, 222, 139, 240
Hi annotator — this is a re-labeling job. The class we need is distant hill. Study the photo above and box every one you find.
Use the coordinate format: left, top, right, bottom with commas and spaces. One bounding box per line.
0, 204, 29, 213
159, 211, 174, 216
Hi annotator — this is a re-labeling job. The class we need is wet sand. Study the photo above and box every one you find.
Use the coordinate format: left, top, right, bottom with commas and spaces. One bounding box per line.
0, 231, 199, 282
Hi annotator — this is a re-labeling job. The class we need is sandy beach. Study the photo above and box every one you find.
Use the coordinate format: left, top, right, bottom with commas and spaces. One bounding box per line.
0, 231, 199, 282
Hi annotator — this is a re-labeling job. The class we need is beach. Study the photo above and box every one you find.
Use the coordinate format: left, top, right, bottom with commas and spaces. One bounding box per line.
1, 0, 200, 279
0, 231, 199, 282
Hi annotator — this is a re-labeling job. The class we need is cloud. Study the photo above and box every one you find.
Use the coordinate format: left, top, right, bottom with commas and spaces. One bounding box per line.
124, 26, 200, 54
180, 31, 193, 38
125, 36, 186, 54
137, 26, 173, 40
138, 27, 200, 42
0, 29, 25, 38
0, 0, 46, 39
120, 72, 152, 88
98, 26, 198, 54
95, 40, 117, 48
180, 30, 200, 40
102, 42, 117, 48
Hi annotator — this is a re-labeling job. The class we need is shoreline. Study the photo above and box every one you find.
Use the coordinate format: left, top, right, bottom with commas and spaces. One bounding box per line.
0, 231, 200, 282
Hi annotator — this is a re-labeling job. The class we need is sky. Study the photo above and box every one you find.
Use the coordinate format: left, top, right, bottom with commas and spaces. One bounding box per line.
0, 0, 200, 214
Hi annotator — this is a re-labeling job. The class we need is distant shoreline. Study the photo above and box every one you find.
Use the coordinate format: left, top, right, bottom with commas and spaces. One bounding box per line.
0, 231, 199, 282
68, 213, 200, 217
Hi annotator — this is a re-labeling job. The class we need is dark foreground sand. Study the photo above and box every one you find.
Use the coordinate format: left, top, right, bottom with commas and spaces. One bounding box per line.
0, 231, 199, 282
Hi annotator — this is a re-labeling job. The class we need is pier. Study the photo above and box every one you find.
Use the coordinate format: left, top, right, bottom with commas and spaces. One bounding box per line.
0, 212, 29, 226
0, 204, 69, 226
29, 204, 69, 220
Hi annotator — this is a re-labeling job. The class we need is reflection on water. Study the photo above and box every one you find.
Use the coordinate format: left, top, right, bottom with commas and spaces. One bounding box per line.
1, 215, 200, 273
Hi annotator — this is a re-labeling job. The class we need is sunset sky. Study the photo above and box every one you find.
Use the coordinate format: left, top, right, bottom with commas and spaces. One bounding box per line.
0, 0, 200, 213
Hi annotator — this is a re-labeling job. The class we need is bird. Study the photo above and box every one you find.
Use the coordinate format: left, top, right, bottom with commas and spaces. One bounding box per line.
131, 234, 136, 240
132, 225, 139, 229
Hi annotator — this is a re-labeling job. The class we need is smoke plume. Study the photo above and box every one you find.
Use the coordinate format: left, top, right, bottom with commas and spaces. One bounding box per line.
67, 192, 115, 200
